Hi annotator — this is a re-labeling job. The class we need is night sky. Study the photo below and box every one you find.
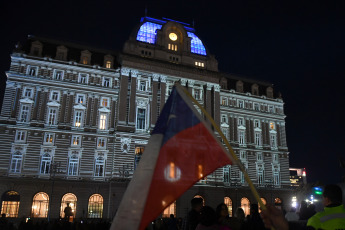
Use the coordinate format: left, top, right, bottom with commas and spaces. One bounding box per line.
2, 1, 345, 184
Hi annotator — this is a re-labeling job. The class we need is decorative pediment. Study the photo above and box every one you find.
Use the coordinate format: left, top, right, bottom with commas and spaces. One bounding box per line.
98, 107, 110, 113
73, 104, 86, 110
47, 101, 60, 107
19, 98, 34, 104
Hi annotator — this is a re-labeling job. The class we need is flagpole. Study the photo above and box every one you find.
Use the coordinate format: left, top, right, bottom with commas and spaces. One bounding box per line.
176, 83, 268, 213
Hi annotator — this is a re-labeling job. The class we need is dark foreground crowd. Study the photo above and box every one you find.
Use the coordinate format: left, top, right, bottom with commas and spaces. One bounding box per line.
1, 184, 344, 230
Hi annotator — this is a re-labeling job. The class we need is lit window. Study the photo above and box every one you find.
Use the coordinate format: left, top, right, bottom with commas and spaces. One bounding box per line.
136, 108, 146, 130
74, 111, 83, 127
88, 194, 103, 218
15, 130, 26, 142
78, 74, 88, 84
44, 133, 54, 145
224, 197, 233, 217
76, 94, 85, 104
82, 57, 88, 65
103, 77, 111, 87
1, 191, 20, 217
162, 201, 176, 218
53, 70, 64, 80
270, 122, 275, 130
100, 97, 109, 107
20, 104, 31, 122
31, 192, 49, 218
195, 61, 205, 67
50, 91, 60, 101
68, 154, 79, 176
23, 88, 33, 98
94, 157, 105, 177
105, 61, 111, 69
241, 197, 250, 216
10, 152, 23, 173
97, 138, 106, 148
60, 193, 77, 220
40, 152, 52, 174
47, 108, 58, 125
71, 135, 81, 146
134, 146, 144, 169
99, 113, 107, 130
168, 44, 177, 51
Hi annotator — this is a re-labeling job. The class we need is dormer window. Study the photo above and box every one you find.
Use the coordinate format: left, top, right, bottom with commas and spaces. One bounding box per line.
236, 81, 244, 93
55, 46, 68, 61
106, 61, 111, 68
104, 54, 114, 68
168, 44, 177, 51
30, 41, 43, 57
80, 50, 91, 65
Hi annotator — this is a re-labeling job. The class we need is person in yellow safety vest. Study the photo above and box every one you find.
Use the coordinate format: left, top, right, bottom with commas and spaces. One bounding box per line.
307, 184, 345, 230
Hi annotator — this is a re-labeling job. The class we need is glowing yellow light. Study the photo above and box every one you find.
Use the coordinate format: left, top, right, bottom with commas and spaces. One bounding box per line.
198, 164, 203, 178
169, 162, 176, 179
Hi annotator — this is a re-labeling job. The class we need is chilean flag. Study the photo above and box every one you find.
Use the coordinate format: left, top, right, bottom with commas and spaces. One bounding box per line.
111, 83, 234, 230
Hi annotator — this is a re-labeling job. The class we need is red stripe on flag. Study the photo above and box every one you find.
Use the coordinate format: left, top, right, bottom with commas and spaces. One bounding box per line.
139, 123, 232, 229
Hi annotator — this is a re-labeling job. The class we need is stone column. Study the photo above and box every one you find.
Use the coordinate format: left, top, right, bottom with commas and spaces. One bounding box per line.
59, 91, 67, 123
214, 85, 220, 128
85, 94, 92, 126
118, 68, 129, 125
110, 98, 117, 129
11, 85, 21, 118
128, 71, 138, 126
39, 90, 48, 121
66, 93, 74, 124
246, 119, 251, 144
92, 96, 99, 127
151, 74, 159, 126
32, 87, 41, 120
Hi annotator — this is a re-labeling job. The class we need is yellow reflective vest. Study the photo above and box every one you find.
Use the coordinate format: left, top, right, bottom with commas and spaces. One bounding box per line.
307, 204, 345, 230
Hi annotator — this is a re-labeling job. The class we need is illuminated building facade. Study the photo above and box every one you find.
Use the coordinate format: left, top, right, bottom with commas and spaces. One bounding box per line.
0, 16, 293, 221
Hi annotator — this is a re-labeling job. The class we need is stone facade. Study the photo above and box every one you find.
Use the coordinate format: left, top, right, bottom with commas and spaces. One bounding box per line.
0, 17, 292, 222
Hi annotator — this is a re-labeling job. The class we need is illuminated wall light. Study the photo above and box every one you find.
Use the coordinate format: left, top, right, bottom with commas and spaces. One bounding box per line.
198, 164, 203, 178
170, 162, 176, 179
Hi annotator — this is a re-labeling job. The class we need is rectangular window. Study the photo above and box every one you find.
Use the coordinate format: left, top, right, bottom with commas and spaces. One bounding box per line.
270, 134, 277, 148
94, 157, 105, 177
15, 130, 26, 142
257, 152, 263, 161
100, 98, 109, 107
47, 108, 57, 125
53, 70, 64, 80
258, 172, 264, 186
76, 94, 85, 104
221, 97, 227, 106
10, 153, 22, 173
270, 122, 275, 130
255, 133, 261, 146
106, 61, 111, 69
78, 74, 88, 84
28, 66, 38, 76
68, 155, 79, 176
134, 146, 145, 169
71, 135, 81, 146
239, 130, 245, 145
0, 201, 19, 217
273, 153, 279, 163
269, 105, 274, 113
139, 80, 146, 91
194, 89, 200, 100
238, 100, 244, 108
240, 151, 247, 161
74, 111, 83, 127
254, 119, 260, 128
50, 91, 60, 101
238, 117, 244, 126
99, 113, 107, 130
254, 103, 260, 111
44, 133, 54, 144
136, 108, 146, 130
97, 138, 106, 148
103, 77, 111, 87
23, 88, 33, 98
274, 173, 280, 186
223, 166, 231, 183
40, 153, 51, 174
20, 104, 31, 122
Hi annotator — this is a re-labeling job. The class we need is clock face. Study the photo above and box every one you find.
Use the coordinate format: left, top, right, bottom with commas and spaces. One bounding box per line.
169, 33, 178, 41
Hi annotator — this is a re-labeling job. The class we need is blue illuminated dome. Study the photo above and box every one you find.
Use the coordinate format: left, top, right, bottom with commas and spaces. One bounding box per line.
136, 18, 207, 56
136, 22, 162, 44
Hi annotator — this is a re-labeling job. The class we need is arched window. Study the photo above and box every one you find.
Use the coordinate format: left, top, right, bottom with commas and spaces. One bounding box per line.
194, 195, 205, 206
1, 191, 20, 217
162, 201, 176, 218
224, 197, 232, 217
60, 193, 77, 220
241, 197, 250, 216
258, 198, 267, 213
88, 194, 103, 218
31, 192, 49, 218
